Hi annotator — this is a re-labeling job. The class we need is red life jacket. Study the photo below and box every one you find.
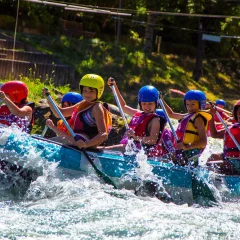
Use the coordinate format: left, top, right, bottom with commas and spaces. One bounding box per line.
0, 103, 33, 133
214, 111, 229, 123
224, 123, 240, 159
120, 112, 166, 157
68, 100, 112, 139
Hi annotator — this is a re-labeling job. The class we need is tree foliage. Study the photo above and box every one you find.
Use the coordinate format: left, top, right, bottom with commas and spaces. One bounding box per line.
0, 0, 239, 57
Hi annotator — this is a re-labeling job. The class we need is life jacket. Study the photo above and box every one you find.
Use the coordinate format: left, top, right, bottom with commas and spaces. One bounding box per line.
120, 112, 166, 157
57, 119, 70, 133
176, 111, 212, 147
68, 100, 112, 139
224, 123, 240, 159
0, 102, 34, 133
214, 111, 229, 123
161, 128, 177, 154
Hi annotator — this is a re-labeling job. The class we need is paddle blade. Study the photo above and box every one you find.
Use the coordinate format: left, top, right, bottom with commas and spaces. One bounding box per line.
191, 173, 217, 202
82, 149, 118, 189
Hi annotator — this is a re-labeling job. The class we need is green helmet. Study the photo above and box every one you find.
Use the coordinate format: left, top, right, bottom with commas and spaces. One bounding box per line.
79, 74, 104, 99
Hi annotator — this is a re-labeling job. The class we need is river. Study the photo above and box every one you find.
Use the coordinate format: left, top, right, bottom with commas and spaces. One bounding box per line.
0, 127, 239, 240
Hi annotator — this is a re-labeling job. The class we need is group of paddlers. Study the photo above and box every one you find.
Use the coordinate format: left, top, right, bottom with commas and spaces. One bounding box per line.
0, 75, 239, 175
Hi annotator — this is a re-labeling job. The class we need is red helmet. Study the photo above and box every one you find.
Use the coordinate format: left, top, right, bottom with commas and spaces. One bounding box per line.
233, 100, 240, 121
1, 81, 28, 104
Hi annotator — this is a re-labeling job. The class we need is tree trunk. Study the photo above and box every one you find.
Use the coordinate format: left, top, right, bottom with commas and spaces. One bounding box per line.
144, 13, 157, 54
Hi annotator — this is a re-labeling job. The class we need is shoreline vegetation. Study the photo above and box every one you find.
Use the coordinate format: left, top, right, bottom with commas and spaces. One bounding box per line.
0, 32, 239, 135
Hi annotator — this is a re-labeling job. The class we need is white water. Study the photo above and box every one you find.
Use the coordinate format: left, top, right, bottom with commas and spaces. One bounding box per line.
0, 126, 239, 239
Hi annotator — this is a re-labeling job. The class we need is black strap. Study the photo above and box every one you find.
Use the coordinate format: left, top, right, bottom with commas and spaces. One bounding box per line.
27, 102, 35, 133
185, 130, 199, 135
226, 148, 240, 153
103, 102, 110, 111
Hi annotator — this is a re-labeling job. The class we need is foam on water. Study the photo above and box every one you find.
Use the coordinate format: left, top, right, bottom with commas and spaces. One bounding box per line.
0, 124, 239, 239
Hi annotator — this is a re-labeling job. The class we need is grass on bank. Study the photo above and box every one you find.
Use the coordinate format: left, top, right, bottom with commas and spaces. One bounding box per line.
26, 36, 240, 104
2, 31, 239, 111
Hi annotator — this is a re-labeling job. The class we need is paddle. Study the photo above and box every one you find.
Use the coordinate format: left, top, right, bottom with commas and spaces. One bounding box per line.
170, 89, 232, 115
45, 90, 117, 189
110, 84, 129, 130
158, 93, 217, 202
110, 83, 170, 199
110, 83, 140, 154
210, 102, 240, 151
41, 125, 48, 137
158, 93, 189, 165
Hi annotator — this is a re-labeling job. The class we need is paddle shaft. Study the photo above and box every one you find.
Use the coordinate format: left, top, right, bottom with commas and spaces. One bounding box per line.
170, 89, 232, 115
111, 85, 129, 129
214, 106, 232, 115
46, 93, 77, 140
158, 96, 189, 163
46, 92, 118, 189
159, 94, 217, 202
41, 125, 48, 137
158, 97, 179, 142
215, 111, 240, 151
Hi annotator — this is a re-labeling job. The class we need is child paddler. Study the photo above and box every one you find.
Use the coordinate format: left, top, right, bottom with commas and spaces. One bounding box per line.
0, 81, 34, 133
42, 74, 112, 149
212, 99, 231, 131
45, 92, 83, 134
207, 100, 240, 175
0, 81, 36, 181
161, 90, 212, 166
98, 78, 175, 157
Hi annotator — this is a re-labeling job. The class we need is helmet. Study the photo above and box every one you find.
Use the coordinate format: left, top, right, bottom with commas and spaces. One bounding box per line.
215, 99, 226, 107
62, 92, 83, 104
138, 85, 159, 103
156, 109, 167, 126
156, 109, 166, 121
233, 100, 240, 121
1, 81, 28, 104
184, 90, 206, 110
79, 74, 104, 99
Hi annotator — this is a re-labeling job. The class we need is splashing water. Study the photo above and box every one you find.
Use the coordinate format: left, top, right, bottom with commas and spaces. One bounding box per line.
0, 124, 239, 239
124, 138, 138, 155
135, 149, 152, 179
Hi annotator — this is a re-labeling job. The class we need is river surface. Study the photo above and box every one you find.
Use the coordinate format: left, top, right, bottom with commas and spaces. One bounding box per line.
0, 126, 239, 240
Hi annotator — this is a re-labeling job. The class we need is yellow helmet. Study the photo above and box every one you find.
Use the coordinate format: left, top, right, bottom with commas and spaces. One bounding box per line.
79, 74, 104, 99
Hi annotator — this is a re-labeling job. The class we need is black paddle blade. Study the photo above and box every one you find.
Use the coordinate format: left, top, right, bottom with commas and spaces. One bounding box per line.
135, 180, 173, 203
81, 149, 118, 189
176, 149, 217, 202
191, 174, 217, 202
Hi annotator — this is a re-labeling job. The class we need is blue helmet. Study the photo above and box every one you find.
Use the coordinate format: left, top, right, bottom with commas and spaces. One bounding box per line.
184, 90, 206, 110
62, 92, 84, 105
156, 109, 167, 125
156, 109, 166, 121
215, 99, 226, 107
138, 85, 159, 103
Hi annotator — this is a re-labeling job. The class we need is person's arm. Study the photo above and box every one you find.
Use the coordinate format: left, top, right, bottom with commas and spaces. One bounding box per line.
126, 117, 160, 145
209, 106, 225, 139
222, 112, 231, 121
42, 88, 74, 118
0, 91, 32, 120
108, 77, 139, 117
76, 103, 109, 149
46, 119, 69, 137
160, 95, 186, 120
209, 117, 225, 138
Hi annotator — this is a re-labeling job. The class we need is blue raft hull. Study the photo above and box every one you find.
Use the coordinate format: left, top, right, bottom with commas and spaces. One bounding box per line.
0, 130, 239, 204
